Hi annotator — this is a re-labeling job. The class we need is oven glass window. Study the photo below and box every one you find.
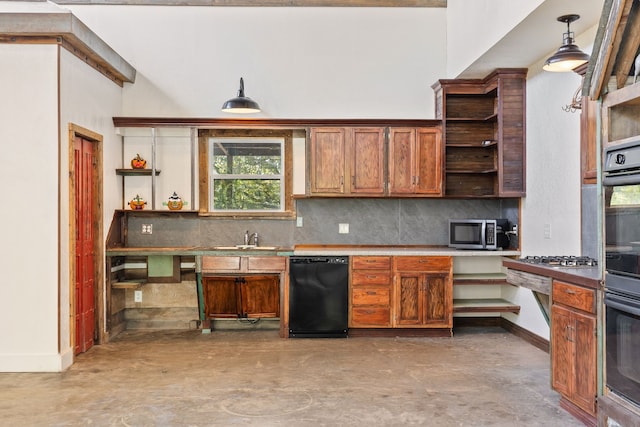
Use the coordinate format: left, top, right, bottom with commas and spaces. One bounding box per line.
609, 185, 640, 206
606, 305, 640, 405
605, 185, 640, 277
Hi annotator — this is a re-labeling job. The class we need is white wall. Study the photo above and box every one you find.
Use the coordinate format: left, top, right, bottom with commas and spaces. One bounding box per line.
67, 6, 447, 119
521, 27, 598, 256
59, 48, 124, 369
0, 44, 61, 371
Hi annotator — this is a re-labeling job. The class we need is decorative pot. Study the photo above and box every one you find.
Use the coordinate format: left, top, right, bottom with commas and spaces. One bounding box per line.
131, 153, 147, 169
167, 192, 183, 210
129, 194, 146, 210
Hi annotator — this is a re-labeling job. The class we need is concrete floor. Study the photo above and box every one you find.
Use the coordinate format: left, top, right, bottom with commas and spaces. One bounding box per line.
0, 327, 584, 426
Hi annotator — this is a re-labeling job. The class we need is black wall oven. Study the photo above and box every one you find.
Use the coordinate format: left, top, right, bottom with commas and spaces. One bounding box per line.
604, 141, 640, 407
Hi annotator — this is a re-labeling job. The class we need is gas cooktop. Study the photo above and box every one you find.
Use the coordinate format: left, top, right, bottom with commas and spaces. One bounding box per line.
519, 255, 598, 267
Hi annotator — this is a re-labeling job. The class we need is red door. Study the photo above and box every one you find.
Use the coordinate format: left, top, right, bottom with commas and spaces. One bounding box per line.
74, 136, 95, 354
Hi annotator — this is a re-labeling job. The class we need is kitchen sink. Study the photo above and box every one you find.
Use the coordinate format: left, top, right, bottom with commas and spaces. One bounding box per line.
213, 245, 279, 250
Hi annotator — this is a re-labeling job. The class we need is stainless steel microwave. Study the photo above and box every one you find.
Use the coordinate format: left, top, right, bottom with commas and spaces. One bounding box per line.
448, 219, 510, 250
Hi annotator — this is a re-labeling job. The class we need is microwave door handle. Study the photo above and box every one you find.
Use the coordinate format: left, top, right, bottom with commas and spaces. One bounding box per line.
481, 223, 487, 247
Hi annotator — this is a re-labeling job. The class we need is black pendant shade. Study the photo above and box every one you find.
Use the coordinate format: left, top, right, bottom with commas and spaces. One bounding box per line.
222, 77, 261, 113
543, 14, 590, 72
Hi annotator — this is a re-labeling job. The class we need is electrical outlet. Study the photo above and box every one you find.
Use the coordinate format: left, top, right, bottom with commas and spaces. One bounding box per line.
296, 216, 303, 227
339, 223, 349, 234
544, 223, 551, 239
142, 224, 153, 234
134, 290, 142, 302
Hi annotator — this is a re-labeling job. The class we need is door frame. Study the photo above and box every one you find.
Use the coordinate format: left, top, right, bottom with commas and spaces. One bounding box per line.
68, 123, 104, 351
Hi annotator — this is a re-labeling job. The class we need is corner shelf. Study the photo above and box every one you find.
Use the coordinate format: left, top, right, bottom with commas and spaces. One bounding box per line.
453, 273, 520, 314
433, 68, 526, 198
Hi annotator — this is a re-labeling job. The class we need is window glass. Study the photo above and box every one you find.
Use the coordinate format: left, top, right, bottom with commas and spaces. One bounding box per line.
209, 138, 284, 212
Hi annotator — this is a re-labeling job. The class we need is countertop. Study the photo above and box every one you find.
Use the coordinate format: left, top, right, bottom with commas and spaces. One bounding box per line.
502, 258, 602, 289
292, 245, 521, 257
106, 244, 521, 257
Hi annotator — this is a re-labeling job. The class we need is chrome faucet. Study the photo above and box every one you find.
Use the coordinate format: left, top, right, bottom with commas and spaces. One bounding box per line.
244, 230, 259, 246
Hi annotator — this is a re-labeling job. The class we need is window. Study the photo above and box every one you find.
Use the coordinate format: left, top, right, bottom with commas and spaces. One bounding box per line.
210, 138, 284, 211
198, 129, 293, 216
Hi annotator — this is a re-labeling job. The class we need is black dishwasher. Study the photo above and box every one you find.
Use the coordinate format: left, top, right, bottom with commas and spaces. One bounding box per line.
289, 256, 349, 338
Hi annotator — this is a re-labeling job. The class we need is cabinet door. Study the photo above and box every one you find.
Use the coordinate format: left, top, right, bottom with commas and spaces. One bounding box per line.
572, 311, 596, 415
388, 128, 416, 194
203, 277, 240, 318
415, 128, 442, 195
349, 128, 385, 195
395, 273, 423, 326
240, 275, 280, 318
423, 273, 450, 327
551, 304, 572, 397
310, 128, 346, 194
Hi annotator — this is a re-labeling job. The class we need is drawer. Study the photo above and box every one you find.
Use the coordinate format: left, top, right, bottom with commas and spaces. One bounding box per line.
247, 256, 286, 272
351, 306, 391, 327
351, 287, 391, 306
202, 256, 241, 272
394, 256, 451, 272
553, 280, 596, 313
352, 256, 391, 270
351, 270, 391, 286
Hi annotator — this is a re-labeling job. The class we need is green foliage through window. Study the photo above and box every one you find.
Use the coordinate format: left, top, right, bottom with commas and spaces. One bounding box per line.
209, 139, 284, 211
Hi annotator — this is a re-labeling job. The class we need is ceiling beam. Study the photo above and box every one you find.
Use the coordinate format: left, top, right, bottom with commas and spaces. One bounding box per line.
52, 0, 446, 6
613, 1, 640, 88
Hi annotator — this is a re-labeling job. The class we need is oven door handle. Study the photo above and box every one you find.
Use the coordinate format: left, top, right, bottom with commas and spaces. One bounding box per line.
603, 174, 640, 186
605, 293, 640, 316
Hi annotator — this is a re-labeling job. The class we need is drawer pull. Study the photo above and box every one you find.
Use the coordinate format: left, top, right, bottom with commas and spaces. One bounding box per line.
564, 289, 576, 295
366, 291, 376, 295
366, 275, 378, 279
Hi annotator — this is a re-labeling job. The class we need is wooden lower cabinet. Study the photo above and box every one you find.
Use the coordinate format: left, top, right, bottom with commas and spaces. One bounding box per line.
395, 272, 450, 327
349, 255, 452, 330
350, 256, 393, 327
203, 275, 279, 319
551, 280, 597, 423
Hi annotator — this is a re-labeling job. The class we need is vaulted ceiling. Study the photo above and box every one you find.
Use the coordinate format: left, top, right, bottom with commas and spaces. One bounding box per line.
586, 0, 640, 98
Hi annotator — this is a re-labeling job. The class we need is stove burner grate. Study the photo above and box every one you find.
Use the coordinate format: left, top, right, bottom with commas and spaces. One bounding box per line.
519, 255, 598, 267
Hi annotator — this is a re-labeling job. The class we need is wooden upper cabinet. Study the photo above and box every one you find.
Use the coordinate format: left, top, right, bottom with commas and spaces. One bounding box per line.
350, 128, 386, 195
388, 127, 443, 196
309, 127, 385, 196
432, 68, 527, 198
388, 128, 415, 194
310, 128, 346, 194
581, 96, 598, 184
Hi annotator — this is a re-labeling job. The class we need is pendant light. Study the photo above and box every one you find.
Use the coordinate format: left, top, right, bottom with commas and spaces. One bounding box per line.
543, 14, 590, 72
221, 77, 261, 113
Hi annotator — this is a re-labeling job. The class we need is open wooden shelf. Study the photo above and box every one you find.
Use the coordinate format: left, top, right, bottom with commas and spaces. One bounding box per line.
111, 279, 147, 289
453, 298, 520, 314
115, 168, 161, 176
453, 273, 511, 286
